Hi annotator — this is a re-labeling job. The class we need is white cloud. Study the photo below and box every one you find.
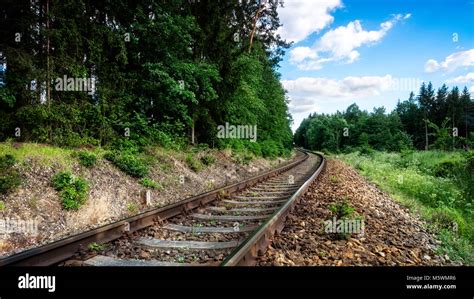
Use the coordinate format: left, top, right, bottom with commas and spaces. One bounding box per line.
424, 49, 474, 73
283, 75, 393, 100
447, 72, 474, 83
424, 59, 440, 73
290, 14, 410, 70
277, 0, 342, 44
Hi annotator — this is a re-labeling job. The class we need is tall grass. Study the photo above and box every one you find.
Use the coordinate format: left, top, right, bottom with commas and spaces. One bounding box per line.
339, 150, 473, 264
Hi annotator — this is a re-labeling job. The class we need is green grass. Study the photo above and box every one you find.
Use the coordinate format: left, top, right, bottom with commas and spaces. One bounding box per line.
0, 154, 21, 194
127, 202, 139, 214
73, 150, 98, 167
51, 171, 89, 210
185, 154, 203, 172
338, 150, 474, 264
0, 142, 74, 167
139, 178, 162, 190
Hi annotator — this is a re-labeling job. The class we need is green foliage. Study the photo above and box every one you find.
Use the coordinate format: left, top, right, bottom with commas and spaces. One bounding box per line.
0, 154, 21, 194
329, 199, 355, 219
127, 202, 139, 214
0, 201, 5, 211
185, 154, 202, 172
73, 151, 98, 168
105, 151, 149, 178
200, 155, 215, 166
340, 151, 474, 264
51, 171, 88, 210
88, 242, 105, 252
139, 178, 162, 190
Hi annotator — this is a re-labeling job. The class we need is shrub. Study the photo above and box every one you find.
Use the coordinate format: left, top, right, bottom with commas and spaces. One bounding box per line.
51, 171, 75, 191
329, 199, 355, 219
186, 154, 202, 172
260, 140, 279, 158
0, 201, 5, 211
105, 151, 149, 178
200, 155, 215, 166
139, 178, 162, 189
0, 154, 16, 169
73, 151, 98, 168
0, 154, 21, 194
51, 171, 88, 210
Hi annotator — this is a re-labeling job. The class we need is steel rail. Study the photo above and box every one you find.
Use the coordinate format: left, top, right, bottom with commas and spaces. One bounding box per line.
222, 150, 326, 266
0, 150, 310, 266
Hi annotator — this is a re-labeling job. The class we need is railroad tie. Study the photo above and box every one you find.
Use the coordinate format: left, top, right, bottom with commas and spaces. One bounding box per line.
232, 195, 289, 200
207, 206, 279, 213
164, 223, 258, 233
136, 238, 241, 249
191, 213, 271, 221
222, 199, 287, 205
83, 255, 204, 266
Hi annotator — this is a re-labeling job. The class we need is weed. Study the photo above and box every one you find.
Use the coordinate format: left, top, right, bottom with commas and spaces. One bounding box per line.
127, 202, 139, 214
88, 242, 105, 252
51, 171, 88, 210
0, 154, 21, 194
200, 155, 216, 166
73, 151, 98, 168
139, 178, 162, 190
105, 151, 149, 178
186, 154, 202, 172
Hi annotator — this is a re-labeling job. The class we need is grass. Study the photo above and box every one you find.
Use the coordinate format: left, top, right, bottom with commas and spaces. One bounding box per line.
127, 202, 139, 214
338, 150, 474, 264
0, 154, 22, 194
139, 178, 162, 190
185, 154, 203, 172
88, 242, 105, 252
51, 171, 89, 210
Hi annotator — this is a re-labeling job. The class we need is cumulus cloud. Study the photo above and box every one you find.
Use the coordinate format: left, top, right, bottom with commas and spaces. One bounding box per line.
277, 0, 342, 43
447, 72, 474, 83
283, 75, 393, 99
289, 14, 410, 70
424, 49, 474, 73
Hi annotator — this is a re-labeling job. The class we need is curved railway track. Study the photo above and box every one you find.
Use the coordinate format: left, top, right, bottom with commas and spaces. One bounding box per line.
0, 149, 325, 267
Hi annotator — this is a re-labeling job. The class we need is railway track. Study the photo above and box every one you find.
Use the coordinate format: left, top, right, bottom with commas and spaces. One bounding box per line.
0, 150, 325, 266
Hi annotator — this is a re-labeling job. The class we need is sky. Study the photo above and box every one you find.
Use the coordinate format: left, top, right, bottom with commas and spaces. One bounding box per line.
276, 0, 474, 131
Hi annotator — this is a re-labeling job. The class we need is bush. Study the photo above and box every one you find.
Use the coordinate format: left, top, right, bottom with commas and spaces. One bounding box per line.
139, 178, 162, 189
0, 154, 16, 169
105, 151, 149, 178
73, 151, 98, 168
186, 154, 202, 172
51, 171, 88, 210
260, 140, 279, 158
0, 154, 21, 194
200, 155, 215, 166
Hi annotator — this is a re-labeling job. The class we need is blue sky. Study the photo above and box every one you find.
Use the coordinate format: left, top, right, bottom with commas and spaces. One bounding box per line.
276, 0, 474, 131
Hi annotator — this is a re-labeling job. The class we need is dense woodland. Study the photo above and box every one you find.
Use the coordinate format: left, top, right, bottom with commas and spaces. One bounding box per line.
0, 0, 293, 157
295, 83, 474, 153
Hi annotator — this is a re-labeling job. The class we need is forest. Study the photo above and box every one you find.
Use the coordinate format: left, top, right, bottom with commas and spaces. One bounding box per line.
294, 82, 474, 153
0, 0, 293, 157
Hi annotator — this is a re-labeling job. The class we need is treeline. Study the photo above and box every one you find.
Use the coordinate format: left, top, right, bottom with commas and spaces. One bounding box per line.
295, 82, 474, 153
0, 0, 293, 156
